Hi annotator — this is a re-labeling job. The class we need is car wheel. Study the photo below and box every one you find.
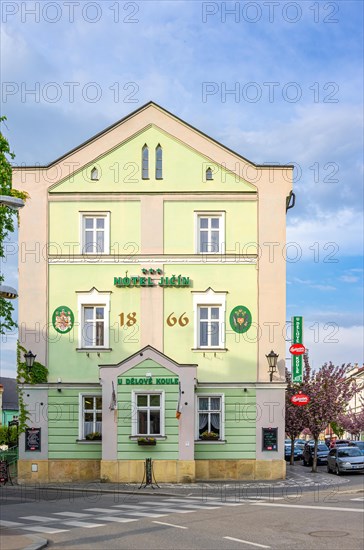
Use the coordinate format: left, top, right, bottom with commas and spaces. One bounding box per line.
335, 465, 341, 476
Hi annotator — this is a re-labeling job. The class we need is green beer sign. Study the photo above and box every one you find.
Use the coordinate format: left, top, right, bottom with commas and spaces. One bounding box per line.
292, 316, 303, 382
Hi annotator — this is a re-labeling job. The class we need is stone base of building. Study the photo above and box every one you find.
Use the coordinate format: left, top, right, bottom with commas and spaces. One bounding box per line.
17, 459, 101, 483
101, 459, 286, 483
17, 459, 286, 483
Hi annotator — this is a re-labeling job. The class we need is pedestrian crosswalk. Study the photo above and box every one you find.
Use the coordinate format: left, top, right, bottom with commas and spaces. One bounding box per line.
0, 496, 251, 534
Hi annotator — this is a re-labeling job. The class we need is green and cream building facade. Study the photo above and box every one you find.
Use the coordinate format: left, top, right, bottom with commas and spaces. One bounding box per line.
15, 103, 293, 482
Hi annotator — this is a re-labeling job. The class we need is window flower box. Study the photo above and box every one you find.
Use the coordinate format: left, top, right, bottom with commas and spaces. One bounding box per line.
85, 432, 102, 441
200, 431, 219, 441
137, 437, 157, 446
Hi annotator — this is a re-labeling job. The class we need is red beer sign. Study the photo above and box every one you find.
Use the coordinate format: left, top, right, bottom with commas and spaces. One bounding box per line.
291, 393, 310, 406
289, 343, 306, 355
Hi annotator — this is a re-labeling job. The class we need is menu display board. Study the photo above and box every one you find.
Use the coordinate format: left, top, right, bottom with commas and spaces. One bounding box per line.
0, 461, 8, 484
25, 428, 41, 452
262, 427, 278, 451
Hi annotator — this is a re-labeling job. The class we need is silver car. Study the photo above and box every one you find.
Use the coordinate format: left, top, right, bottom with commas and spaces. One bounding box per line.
327, 446, 364, 475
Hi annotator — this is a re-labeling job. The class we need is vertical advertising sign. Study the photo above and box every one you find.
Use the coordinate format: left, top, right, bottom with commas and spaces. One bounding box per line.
292, 316, 303, 382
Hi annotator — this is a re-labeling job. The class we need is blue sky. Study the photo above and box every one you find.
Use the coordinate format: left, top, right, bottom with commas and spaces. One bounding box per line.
1, 0, 363, 376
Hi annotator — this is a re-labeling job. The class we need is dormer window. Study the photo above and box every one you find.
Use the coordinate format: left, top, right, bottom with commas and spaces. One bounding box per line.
156, 145, 163, 179
206, 167, 213, 181
91, 167, 99, 181
142, 145, 149, 179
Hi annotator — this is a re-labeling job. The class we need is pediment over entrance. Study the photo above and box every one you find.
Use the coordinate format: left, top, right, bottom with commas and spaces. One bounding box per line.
99, 345, 197, 378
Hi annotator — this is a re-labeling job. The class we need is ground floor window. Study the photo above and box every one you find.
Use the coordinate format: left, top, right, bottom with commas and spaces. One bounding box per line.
197, 395, 223, 439
133, 392, 164, 436
80, 395, 102, 440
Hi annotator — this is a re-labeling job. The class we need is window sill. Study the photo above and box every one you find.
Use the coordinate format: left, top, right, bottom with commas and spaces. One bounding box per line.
76, 439, 102, 444
195, 440, 226, 444
76, 348, 112, 353
129, 436, 167, 441
191, 348, 228, 353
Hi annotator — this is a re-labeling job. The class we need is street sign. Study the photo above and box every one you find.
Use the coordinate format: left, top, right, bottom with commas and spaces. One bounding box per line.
292, 317, 303, 382
289, 343, 306, 356
291, 393, 310, 406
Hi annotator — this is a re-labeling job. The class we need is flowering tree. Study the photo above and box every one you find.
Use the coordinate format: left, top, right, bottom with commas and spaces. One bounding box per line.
337, 410, 364, 440
300, 357, 362, 472
285, 369, 306, 465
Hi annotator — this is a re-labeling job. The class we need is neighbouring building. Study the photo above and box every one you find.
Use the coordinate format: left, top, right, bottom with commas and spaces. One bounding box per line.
0, 378, 19, 426
14, 102, 293, 483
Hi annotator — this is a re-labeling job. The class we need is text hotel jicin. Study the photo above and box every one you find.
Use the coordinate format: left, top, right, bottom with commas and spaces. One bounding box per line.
15, 102, 293, 483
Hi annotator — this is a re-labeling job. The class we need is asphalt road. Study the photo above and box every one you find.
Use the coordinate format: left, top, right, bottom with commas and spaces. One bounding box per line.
1, 464, 363, 549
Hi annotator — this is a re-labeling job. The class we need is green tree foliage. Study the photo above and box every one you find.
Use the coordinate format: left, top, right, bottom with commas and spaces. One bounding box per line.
0, 116, 29, 334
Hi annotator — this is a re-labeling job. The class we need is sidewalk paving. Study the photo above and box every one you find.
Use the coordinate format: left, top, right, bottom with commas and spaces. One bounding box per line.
1, 531, 47, 550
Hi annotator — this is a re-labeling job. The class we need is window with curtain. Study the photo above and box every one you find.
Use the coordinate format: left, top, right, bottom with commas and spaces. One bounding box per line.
82, 396, 102, 439
82, 214, 108, 254
136, 393, 162, 435
142, 144, 149, 179
155, 144, 163, 179
197, 215, 223, 254
198, 396, 222, 438
198, 305, 222, 348
82, 306, 105, 347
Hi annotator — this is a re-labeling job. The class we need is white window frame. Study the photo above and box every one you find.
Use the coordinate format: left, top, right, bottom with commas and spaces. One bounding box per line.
77, 288, 111, 349
195, 393, 225, 440
192, 288, 227, 349
78, 393, 102, 440
131, 390, 165, 437
79, 212, 110, 255
194, 211, 225, 255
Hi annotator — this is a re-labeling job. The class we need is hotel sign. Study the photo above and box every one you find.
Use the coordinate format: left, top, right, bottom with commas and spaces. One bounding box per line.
114, 269, 190, 288
118, 377, 179, 385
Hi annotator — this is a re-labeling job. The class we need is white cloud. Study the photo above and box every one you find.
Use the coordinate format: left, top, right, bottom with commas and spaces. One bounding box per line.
287, 206, 363, 258
301, 325, 364, 369
339, 275, 360, 283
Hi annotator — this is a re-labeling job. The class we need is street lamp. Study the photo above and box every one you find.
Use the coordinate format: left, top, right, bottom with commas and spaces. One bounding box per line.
0, 195, 25, 210
24, 350, 36, 369
266, 350, 279, 382
0, 285, 18, 299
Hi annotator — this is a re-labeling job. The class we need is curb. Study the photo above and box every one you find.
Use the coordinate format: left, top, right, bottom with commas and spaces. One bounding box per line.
23, 536, 48, 550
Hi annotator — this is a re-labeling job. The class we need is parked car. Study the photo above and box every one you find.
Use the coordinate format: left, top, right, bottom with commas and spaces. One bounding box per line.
348, 441, 364, 454
327, 446, 364, 475
330, 439, 350, 448
284, 441, 302, 461
294, 442, 305, 459
302, 443, 329, 466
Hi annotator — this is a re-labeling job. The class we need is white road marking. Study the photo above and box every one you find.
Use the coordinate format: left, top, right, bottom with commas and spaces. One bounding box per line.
119, 511, 167, 517
0, 520, 25, 527
153, 520, 188, 529
20, 515, 55, 522
21, 526, 68, 534
95, 516, 138, 523
141, 507, 194, 514
111, 504, 151, 510
252, 502, 364, 513
224, 536, 271, 548
54, 512, 91, 518
350, 497, 364, 502
165, 499, 220, 510
63, 521, 106, 528
85, 508, 121, 514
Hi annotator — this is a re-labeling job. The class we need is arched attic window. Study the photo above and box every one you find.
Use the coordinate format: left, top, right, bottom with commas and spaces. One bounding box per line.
206, 167, 213, 181
155, 144, 163, 179
142, 144, 149, 179
91, 167, 99, 181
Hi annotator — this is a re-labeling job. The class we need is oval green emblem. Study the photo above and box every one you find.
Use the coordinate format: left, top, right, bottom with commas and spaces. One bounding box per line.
52, 306, 74, 334
229, 305, 252, 334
